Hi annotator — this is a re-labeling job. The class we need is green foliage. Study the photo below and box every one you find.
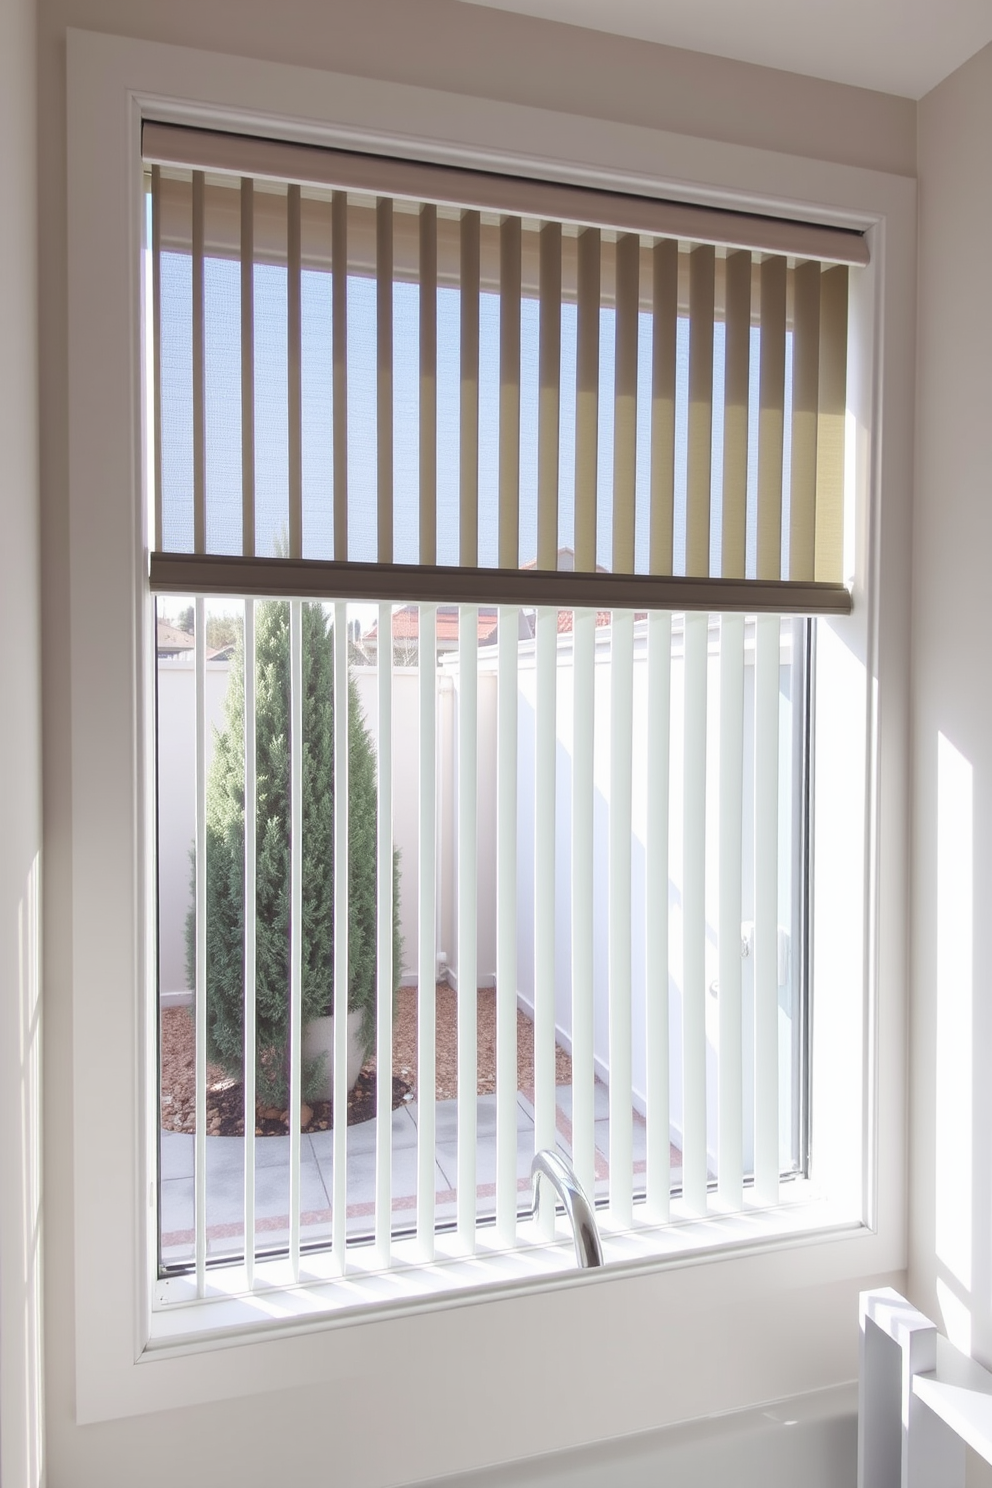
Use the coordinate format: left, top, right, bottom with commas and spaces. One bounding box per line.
186, 601, 401, 1106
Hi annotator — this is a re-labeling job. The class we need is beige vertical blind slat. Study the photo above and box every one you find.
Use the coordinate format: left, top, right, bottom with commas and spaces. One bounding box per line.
151, 165, 163, 552
575, 227, 600, 572
240, 179, 255, 558
721, 250, 751, 581
686, 244, 715, 579
377, 198, 394, 565
650, 239, 678, 578
613, 233, 639, 576
815, 265, 849, 584
757, 255, 787, 582
789, 260, 821, 583
459, 211, 481, 568
419, 204, 437, 566
537, 222, 561, 571
287, 185, 303, 561
499, 215, 522, 570
332, 191, 349, 562
192, 170, 206, 555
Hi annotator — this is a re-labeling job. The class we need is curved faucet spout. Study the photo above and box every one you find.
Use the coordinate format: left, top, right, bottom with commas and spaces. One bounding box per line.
531, 1149, 604, 1269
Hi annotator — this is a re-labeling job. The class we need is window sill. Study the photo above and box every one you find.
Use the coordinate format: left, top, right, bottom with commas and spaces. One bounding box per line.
146, 1182, 864, 1358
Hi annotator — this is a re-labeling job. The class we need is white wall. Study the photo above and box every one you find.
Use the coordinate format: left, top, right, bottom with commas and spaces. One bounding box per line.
0, 0, 43, 1484
36, 6, 918, 1485
912, 35, 992, 1435
0, 0, 43, 1481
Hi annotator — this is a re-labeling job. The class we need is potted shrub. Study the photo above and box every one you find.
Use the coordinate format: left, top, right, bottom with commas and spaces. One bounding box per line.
186, 599, 401, 1111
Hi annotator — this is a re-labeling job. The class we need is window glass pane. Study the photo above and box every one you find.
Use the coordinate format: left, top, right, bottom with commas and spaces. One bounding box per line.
156, 598, 808, 1273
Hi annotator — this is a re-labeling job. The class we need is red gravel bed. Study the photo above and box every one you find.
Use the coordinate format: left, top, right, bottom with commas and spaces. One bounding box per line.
161, 983, 573, 1136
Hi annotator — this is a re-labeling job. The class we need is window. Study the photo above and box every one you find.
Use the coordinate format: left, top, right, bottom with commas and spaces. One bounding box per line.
145, 123, 861, 1304
66, 33, 912, 1430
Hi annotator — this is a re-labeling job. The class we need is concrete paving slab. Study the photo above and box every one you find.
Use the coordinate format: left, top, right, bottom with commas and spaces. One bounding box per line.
160, 1130, 193, 1181
552, 1080, 611, 1122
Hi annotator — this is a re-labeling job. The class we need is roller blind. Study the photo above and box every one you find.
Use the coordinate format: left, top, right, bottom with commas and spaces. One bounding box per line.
144, 122, 854, 615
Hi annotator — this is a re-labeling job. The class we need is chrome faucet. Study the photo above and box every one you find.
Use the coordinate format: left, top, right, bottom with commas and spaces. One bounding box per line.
531, 1149, 604, 1268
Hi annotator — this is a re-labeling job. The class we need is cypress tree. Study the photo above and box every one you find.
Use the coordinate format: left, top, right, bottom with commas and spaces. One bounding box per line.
186, 600, 401, 1107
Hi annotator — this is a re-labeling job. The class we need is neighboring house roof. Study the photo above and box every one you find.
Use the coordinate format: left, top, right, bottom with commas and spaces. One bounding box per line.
556, 609, 614, 633
367, 606, 500, 646
157, 620, 195, 655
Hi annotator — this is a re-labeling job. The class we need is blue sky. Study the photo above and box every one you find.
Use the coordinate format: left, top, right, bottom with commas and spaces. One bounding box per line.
159, 253, 793, 578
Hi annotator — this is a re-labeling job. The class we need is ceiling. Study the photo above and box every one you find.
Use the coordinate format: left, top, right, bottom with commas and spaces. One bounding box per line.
457, 0, 992, 99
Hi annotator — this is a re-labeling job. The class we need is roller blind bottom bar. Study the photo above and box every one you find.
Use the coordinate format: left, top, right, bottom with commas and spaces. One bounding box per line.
150, 555, 852, 616
142, 122, 869, 267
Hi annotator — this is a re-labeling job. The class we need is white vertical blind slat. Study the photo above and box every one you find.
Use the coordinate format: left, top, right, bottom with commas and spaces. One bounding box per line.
332, 602, 350, 1263
645, 610, 672, 1221
533, 606, 557, 1238
496, 605, 519, 1243
457, 606, 479, 1249
570, 608, 596, 1199
717, 613, 745, 1209
375, 601, 394, 1263
417, 605, 438, 1252
243, 601, 257, 1285
681, 611, 709, 1213
609, 609, 635, 1226
753, 614, 780, 1206
289, 601, 304, 1279
194, 597, 207, 1293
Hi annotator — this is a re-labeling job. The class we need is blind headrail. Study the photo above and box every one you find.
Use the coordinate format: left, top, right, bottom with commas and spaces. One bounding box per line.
149, 552, 853, 616
142, 121, 869, 269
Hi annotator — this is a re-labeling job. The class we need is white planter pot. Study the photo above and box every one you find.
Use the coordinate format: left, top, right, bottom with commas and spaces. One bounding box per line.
302, 1009, 366, 1102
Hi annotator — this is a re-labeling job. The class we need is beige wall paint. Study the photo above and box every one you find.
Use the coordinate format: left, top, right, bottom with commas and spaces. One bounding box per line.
0, 0, 43, 1484
35, 5, 919, 1484
38, 0, 917, 174
912, 31, 992, 1421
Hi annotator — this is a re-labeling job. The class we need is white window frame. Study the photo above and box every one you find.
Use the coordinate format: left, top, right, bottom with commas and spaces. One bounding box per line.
66, 27, 914, 1443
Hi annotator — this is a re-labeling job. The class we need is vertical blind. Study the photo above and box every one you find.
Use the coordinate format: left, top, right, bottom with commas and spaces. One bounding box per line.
147, 124, 855, 1292
145, 121, 858, 610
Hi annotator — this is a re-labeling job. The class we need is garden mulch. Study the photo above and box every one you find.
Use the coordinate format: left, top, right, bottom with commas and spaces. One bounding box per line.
160, 983, 573, 1137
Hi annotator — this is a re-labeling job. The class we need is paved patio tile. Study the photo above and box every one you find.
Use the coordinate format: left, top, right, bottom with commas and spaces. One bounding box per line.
160, 1176, 194, 1238
160, 1130, 193, 1181
551, 1080, 611, 1123
311, 1128, 430, 1209
160, 1081, 655, 1250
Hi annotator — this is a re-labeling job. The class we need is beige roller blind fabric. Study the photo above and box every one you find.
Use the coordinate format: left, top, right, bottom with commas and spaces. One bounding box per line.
147, 126, 855, 615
